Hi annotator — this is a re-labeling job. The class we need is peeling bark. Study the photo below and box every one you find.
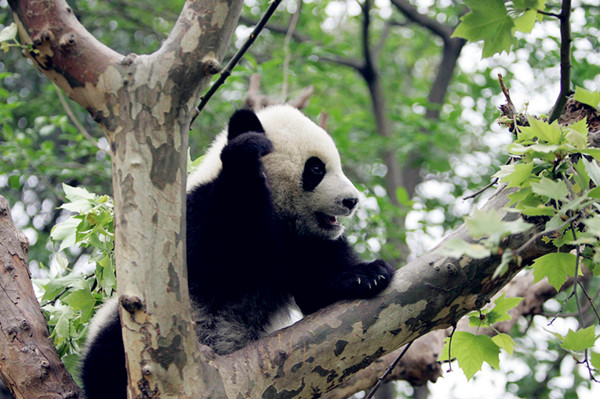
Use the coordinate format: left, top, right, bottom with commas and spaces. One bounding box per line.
0, 195, 83, 398
8, 0, 244, 397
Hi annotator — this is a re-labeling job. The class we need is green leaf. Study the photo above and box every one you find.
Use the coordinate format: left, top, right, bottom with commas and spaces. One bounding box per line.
50, 218, 79, 251
0, 23, 17, 43
441, 332, 501, 380
513, 9, 537, 33
440, 238, 491, 259
55, 307, 74, 338
62, 289, 95, 311
492, 333, 517, 355
582, 158, 600, 186
580, 148, 600, 162
584, 217, 600, 237
62, 183, 95, 202
8, 174, 21, 189
513, 0, 546, 10
573, 86, 600, 109
532, 252, 577, 290
591, 351, 600, 371
526, 117, 562, 144
494, 162, 534, 188
560, 326, 598, 352
487, 294, 523, 324
530, 178, 569, 202
452, 0, 515, 57
466, 209, 532, 244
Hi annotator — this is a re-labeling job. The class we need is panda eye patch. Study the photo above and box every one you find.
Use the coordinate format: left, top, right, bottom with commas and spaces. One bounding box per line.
303, 157, 326, 191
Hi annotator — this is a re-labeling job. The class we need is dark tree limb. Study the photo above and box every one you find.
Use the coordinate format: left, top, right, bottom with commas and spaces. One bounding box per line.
548, 0, 572, 123
0, 195, 83, 398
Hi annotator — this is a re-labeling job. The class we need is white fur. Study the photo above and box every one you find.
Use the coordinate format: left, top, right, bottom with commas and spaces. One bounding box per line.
187, 105, 359, 239
82, 297, 119, 356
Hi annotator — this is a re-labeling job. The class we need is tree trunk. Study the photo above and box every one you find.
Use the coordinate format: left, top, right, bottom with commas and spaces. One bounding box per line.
0, 195, 82, 398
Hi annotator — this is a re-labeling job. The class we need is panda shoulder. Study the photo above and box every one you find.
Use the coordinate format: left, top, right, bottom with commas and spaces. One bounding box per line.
186, 130, 228, 192
82, 296, 119, 354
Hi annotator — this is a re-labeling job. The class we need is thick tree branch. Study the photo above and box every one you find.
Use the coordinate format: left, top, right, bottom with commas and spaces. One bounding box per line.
8, 0, 124, 112
0, 195, 83, 398
200, 185, 555, 397
9, 1, 245, 397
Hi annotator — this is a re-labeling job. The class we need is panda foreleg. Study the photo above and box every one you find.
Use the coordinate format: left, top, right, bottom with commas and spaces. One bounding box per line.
79, 299, 127, 399
292, 239, 395, 315
326, 259, 395, 299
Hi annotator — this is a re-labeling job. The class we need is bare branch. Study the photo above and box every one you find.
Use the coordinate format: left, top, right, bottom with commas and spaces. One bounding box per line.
54, 85, 101, 149
390, 0, 453, 41
191, 0, 284, 122
548, 0, 572, 123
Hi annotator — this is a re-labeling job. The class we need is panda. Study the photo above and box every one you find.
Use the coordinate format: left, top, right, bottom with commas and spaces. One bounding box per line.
80, 105, 395, 398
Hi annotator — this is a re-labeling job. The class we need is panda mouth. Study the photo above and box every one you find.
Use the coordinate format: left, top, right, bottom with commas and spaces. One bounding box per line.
316, 212, 342, 229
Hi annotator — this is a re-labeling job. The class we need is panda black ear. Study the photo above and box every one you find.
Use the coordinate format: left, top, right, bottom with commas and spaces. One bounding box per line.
228, 109, 265, 140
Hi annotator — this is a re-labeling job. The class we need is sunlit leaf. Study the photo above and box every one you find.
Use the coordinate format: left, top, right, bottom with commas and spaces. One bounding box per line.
440, 332, 500, 380
532, 252, 578, 290
452, 0, 515, 57
440, 238, 491, 259
560, 326, 598, 352
573, 86, 600, 109
0, 23, 17, 43
530, 178, 569, 202
492, 333, 517, 355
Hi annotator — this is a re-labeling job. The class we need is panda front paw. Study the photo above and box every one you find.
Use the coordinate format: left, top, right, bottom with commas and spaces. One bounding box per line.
342, 259, 395, 298
221, 132, 273, 164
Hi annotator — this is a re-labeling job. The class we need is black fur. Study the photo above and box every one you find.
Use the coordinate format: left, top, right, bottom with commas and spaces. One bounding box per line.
302, 156, 326, 191
80, 109, 394, 398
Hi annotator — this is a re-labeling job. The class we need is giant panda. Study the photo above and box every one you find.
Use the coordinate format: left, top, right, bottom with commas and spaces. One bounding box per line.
80, 105, 395, 398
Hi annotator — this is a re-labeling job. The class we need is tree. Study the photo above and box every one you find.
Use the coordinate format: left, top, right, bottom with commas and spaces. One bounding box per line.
1, 0, 600, 398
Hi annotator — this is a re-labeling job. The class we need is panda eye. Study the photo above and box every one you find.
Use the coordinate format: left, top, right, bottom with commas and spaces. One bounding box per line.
302, 157, 326, 191
311, 164, 324, 175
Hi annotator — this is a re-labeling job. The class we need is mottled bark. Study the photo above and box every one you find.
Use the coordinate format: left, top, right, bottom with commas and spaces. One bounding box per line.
0, 195, 83, 398
8, 0, 243, 397
202, 185, 553, 398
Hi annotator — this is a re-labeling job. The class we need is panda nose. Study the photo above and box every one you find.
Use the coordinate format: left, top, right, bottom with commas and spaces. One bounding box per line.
342, 197, 359, 211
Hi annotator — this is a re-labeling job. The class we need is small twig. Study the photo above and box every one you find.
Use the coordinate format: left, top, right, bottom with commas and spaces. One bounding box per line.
190, 0, 284, 127
513, 215, 578, 257
365, 340, 414, 399
577, 279, 600, 324
548, 289, 575, 326
462, 178, 498, 200
538, 10, 562, 19
55, 85, 101, 149
548, 0, 572, 123
498, 74, 516, 117
446, 324, 457, 372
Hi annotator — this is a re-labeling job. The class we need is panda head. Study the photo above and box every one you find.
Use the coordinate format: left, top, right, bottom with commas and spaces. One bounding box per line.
188, 105, 360, 240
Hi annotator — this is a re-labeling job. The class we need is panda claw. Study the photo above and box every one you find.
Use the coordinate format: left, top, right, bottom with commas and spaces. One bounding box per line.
357, 277, 362, 285
367, 283, 372, 290
378, 274, 385, 281
373, 279, 378, 287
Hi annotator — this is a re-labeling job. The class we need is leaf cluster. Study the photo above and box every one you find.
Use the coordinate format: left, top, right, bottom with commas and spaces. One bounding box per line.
441, 91, 600, 380
453, 0, 547, 58
35, 184, 116, 382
